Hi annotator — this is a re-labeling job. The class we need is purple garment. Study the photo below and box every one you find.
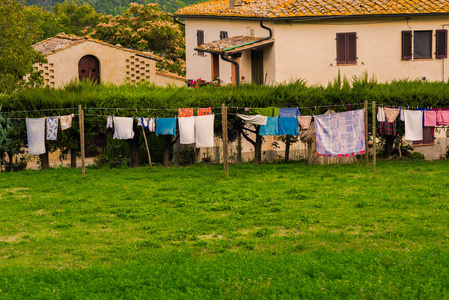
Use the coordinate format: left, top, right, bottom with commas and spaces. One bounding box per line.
314, 109, 366, 157
278, 108, 300, 118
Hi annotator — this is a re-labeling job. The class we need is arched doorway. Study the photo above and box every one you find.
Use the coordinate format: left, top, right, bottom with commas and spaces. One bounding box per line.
78, 55, 100, 84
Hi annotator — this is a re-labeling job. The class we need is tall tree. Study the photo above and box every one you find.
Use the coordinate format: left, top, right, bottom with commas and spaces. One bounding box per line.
91, 3, 185, 75
0, 0, 45, 94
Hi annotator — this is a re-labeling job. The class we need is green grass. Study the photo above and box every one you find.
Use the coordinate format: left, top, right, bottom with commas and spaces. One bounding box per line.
1, 160, 449, 298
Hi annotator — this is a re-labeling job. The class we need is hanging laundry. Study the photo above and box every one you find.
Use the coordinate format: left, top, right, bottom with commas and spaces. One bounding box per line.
179, 108, 194, 118
60, 114, 74, 130
399, 108, 406, 121
46, 117, 58, 141
436, 110, 449, 126
377, 107, 386, 122
148, 118, 156, 132
384, 107, 400, 123
195, 115, 214, 148
298, 116, 312, 129
404, 110, 423, 141
424, 111, 437, 127
113, 117, 135, 140
278, 117, 299, 136
178, 116, 195, 144
278, 108, 300, 118
26, 118, 46, 155
259, 117, 279, 136
155, 118, 177, 136
314, 109, 365, 157
379, 121, 396, 136
237, 114, 267, 125
137, 117, 150, 128
197, 107, 212, 116
252, 107, 279, 117
106, 116, 113, 129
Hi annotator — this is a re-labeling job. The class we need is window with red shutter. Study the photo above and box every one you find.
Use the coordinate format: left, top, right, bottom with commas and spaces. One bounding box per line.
436, 29, 448, 59
402, 31, 412, 60
336, 33, 357, 65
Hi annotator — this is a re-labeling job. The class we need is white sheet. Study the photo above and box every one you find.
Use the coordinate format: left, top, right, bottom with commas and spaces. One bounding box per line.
26, 118, 46, 155
404, 110, 423, 141
179, 117, 195, 144
195, 115, 214, 148
113, 117, 135, 140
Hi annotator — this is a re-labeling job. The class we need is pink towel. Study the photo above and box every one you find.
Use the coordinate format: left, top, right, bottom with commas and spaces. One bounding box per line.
437, 110, 449, 126
424, 111, 437, 127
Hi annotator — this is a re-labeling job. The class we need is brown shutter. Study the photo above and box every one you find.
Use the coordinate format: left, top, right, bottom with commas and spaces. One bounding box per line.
197, 30, 204, 46
336, 33, 347, 65
347, 32, 357, 64
436, 29, 447, 59
220, 31, 228, 40
402, 31, 412, 60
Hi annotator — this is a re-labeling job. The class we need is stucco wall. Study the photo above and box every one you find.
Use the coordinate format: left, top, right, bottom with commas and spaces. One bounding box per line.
154, 73, 186, 87
185, 16, 449, 86
35, 41, 158, 88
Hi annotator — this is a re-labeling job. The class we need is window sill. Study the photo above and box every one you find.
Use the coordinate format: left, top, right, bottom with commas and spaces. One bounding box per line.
336, 63, 357, 66
413, 143, 435, 147
413, 58, 433, 61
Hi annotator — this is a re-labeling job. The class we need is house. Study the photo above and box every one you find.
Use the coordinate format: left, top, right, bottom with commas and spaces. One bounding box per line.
32, 33, 185, 88
174, 0, 449, 86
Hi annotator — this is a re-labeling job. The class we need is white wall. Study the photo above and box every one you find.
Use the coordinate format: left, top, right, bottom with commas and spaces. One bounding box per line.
185, 16, 449, 86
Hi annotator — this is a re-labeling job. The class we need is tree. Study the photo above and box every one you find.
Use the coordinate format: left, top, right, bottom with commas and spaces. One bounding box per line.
91, 3, 185, 75
0, 0, 46, 94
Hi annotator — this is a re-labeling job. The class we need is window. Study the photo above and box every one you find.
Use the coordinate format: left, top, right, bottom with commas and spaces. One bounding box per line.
197, 30, 204, 57
336, 33, 357, 65
412, 127, 434, 146
211, 54, 219, 79
402, 30, 447, 60
220, 31, 228, 40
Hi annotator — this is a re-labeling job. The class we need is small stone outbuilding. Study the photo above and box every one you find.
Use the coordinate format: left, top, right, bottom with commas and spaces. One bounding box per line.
32, 33, 185, 88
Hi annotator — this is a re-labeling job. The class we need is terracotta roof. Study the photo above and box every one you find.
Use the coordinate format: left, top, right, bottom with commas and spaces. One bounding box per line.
196, 36, 274, 53
156, 70, 186, 80
174, 0, 449, 19
32, 33, 162, 61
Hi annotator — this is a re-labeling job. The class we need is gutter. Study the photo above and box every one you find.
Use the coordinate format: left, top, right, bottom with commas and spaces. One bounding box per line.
173, 17, 185, 27
220, 54, 240, 87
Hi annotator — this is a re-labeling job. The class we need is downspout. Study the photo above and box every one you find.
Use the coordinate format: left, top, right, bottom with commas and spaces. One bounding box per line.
220, 54, 240, 87
173, 17, 185, 27
219, 21, 272, 86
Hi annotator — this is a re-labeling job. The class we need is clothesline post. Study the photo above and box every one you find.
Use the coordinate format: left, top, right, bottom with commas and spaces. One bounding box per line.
78, 105, 85, 178
364, 100, 369, 166
141, 127, 152, 167
372, 101, 377, 172
222, 103, 229, 176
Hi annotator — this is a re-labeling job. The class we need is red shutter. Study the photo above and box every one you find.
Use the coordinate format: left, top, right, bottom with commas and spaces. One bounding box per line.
336, 33, 347, 65
347, 32, 357, 64
402, 31, 412, 60
436, 29, 447, 59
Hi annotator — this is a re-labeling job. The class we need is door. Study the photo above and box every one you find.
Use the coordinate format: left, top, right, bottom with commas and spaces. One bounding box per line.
251, 50, 263, 85
78, 55, 100, 84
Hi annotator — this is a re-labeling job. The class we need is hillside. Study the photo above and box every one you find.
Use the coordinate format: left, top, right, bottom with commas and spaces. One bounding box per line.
25, 0, 199, 14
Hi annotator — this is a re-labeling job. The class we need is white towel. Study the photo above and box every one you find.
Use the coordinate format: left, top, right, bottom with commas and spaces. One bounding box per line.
148, 118, 155, 132
113, 117, 135, 140
26, 118, 46, 155
377, 107, 385, 122
195, 115, 214, 148
404, 110, 423, 141
179, 117, 195, 144
237, 114, 268, 125
106, 116, 113, 129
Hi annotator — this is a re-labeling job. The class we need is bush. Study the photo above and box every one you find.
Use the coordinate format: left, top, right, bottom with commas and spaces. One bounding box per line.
409, 151, 425, 160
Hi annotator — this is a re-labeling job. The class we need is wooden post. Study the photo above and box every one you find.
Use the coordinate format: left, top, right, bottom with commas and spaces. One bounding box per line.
372, 101, 376, 172
78, 105, 85, 178
142, 126, 152, 167
364, 100, 369, 165
222, 103, 229, 176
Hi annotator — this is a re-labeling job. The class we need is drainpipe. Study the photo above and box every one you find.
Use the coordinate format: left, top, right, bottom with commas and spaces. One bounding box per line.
220, 54, 240, 87
173, 17, 185, 27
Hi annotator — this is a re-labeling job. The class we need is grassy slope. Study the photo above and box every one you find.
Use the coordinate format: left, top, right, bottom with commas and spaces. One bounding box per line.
0, 160, 448, 298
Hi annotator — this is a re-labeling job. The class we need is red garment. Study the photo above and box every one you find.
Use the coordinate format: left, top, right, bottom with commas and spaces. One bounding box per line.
197, 107, 212, 116
424, 111, 437, 127
436, 110, 449, 126
179, 108, 193, 118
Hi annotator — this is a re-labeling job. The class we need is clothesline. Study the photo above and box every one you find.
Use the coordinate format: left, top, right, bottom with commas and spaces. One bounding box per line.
6, 108, 77, 114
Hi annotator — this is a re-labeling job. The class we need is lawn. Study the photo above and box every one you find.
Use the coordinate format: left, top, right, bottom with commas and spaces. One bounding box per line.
0, 160, 448, 298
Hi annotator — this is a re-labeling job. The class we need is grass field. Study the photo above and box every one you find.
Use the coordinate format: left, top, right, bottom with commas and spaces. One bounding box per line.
1, 160, 449, 298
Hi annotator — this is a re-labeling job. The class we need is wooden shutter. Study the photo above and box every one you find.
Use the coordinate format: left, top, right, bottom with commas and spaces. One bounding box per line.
402, 31, 412, 60
220, 31, 228, 40
197, 30, 204, 56
336, 33, 347, 64
436, 29, 447, 59
347, 32, 357, 64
